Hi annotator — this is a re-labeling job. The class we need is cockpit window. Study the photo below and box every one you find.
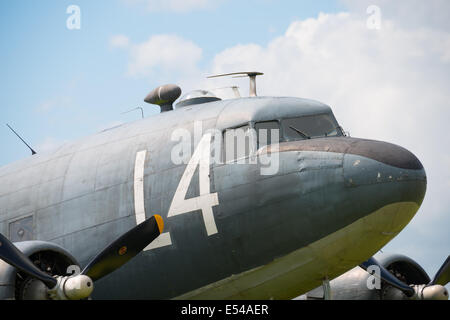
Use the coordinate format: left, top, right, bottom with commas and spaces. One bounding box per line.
223, 125, 256, 162
255, 121, 281, 148
282, 114, 341, 141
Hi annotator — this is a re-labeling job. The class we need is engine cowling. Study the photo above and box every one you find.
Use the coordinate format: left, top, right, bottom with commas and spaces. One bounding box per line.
300, 253, 432, 300
0, 241, 79, 300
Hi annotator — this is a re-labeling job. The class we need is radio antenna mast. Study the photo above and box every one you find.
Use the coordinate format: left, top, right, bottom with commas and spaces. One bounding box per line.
6, 124, 37, 155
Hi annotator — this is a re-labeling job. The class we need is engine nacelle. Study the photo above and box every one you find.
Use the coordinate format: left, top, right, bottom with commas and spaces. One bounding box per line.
0, 241, 79, 300
300, 253, 431, 300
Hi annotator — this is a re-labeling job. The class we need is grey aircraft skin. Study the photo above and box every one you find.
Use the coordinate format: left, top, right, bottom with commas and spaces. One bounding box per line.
0, 94, 427, 300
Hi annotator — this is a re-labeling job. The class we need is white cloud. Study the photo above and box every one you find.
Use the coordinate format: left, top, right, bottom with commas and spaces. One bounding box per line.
126, 34, 203, 78
123, 0, 217, 13
110, 34, 130, 49
209, 10, 450, 159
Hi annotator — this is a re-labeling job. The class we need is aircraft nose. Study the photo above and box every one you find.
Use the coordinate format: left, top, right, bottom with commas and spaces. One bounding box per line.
344, 139, 427, 207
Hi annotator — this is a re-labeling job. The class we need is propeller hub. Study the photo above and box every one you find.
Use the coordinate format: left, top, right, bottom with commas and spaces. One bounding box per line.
413, 284, 449, 300
64, 275, 94, 300
48, 275, 94, 300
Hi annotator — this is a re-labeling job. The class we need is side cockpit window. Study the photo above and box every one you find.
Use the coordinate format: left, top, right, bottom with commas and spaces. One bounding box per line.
255, 121, 281, 149
223, 121, 281, 162
223, 125, 256, 162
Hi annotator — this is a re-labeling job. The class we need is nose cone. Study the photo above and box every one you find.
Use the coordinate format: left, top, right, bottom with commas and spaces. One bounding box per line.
343, 139, 427, 232
344, 139, 426, 206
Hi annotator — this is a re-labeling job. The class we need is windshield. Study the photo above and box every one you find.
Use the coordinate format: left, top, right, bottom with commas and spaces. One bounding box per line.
282, 114, 341, 141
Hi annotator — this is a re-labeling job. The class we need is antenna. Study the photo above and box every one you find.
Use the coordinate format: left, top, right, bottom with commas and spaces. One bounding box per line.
122, 107, 145, 119
207, 72, 264, 97
6, 124, 37, 155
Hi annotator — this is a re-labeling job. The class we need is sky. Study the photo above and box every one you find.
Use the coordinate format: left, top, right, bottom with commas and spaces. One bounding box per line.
0, 0, 449, 290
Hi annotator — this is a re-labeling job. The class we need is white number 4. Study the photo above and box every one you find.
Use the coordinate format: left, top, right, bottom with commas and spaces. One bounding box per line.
168, 133, 219, 236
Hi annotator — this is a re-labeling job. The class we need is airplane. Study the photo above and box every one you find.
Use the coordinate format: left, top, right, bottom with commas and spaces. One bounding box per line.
0, 72, 448, 300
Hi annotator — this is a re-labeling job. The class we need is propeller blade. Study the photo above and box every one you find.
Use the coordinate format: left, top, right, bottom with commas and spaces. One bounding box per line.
430, 255, 450, 286
361, 257, 415, 297
81, 215, 164, 282
0, 233, 57, 289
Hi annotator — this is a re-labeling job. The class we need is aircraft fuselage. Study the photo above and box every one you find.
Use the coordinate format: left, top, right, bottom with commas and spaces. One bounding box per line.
0, 97, 426, 299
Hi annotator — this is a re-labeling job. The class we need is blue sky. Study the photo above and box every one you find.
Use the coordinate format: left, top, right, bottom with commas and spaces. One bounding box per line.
1, 0, 449, 292
0, 0, 344, 165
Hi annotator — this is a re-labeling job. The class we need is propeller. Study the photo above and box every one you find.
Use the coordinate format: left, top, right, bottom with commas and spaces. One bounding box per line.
429, 255, 449, 286
81, 214, 163, 281
361, 255, 449, 300
0, 215, 164, 300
